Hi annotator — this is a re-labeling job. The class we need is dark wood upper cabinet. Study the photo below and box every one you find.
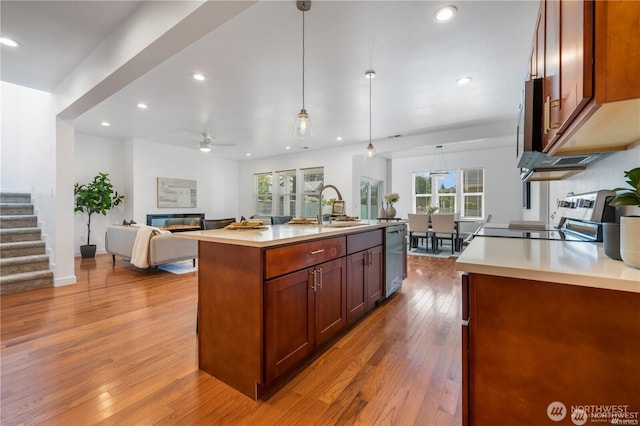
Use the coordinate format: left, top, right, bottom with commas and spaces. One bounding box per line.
530, 0, 639, 155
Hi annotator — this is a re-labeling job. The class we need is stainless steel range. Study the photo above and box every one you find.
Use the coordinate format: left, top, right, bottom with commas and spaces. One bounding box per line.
474, 190, 615, 242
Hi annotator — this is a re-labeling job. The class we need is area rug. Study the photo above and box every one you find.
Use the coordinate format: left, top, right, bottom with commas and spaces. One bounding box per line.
158, 260, 198, 274
407, 243, 461, 259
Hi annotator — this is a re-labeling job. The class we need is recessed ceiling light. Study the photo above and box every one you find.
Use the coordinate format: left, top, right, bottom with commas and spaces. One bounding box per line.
364, 71, 376, 79
433, 5, 457, 23
0, 37, 20, 47
456, 76, 472, 85
285, 146, 292, 150
100, 121, 111, 127
137, 103, 148, 109
192, 73, 205, 81
336, 136, 343, 141
245, 153, 252, 157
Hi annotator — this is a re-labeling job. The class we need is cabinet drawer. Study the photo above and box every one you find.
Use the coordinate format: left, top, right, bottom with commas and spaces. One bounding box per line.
346, 229, 383, 255
265, 236, 346, 279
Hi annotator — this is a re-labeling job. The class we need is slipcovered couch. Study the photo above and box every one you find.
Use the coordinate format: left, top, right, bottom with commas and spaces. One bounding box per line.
105, 225, 197, 269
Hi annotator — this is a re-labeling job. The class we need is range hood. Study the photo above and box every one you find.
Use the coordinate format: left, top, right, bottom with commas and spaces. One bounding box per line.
516, 78, 610, 181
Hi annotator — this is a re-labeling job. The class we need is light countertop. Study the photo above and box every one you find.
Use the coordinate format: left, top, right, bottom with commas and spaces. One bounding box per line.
174, 220, 405, 248
455, 237, 640, 293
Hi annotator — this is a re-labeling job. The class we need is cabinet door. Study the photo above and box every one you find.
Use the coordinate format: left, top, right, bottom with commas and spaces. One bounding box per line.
265, 268, 315, 383
366, 245, 383, 307
557, 0, 593, 132
346, 251, 367, 324
543, 0, 560, 149
314, 257, 347, 347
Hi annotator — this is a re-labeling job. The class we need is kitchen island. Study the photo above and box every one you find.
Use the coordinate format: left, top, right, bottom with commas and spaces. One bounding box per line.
176, 221, 406, 399
455, 237, 640, 425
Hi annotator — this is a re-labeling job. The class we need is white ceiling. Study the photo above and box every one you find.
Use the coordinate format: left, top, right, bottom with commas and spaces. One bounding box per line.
1, 0, 539, 160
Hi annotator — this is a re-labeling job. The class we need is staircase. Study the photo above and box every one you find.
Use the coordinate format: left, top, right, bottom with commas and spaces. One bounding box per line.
0, 193, 54, 294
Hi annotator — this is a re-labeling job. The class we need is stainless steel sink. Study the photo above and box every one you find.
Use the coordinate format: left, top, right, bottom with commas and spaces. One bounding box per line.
321, 221, 365, 227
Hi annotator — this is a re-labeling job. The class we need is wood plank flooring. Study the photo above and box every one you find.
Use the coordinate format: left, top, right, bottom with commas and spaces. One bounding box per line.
1, 254, 462, 425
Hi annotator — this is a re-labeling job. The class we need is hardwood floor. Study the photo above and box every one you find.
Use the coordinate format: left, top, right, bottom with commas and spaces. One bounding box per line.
1, 254, 462, 425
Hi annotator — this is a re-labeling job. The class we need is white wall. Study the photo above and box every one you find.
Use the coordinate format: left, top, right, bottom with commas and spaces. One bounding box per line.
390, 143, 523, 228
238, 144, 388, 218
73, 135, 241, 255
74, 134, 129, 255
547, 144, 640, 221
0, 82, 70, 283
130, 138, 240, 221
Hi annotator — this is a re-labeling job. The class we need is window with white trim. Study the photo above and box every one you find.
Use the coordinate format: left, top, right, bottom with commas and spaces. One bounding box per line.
461, 168, 484, 219
275, 169, 296, 216
254, 167, 324, 217
254, 172, 273, 215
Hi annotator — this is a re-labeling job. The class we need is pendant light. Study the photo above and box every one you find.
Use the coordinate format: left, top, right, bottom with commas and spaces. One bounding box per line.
365, 70, 376, 158
430, 145, 450, 177
294, 1, 312, 139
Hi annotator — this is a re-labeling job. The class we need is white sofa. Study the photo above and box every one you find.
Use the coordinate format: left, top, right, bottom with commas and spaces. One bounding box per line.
105, 225, 197, 269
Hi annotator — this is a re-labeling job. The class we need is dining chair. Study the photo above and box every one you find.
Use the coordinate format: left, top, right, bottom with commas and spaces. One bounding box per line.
407, 213, 430, 251
203, 218, 236, 230
431, 213, 456, 254
271, 215, 293, 225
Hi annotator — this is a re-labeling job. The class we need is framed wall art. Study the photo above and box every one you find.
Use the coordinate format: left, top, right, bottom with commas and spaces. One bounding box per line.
157, 177, 197, 208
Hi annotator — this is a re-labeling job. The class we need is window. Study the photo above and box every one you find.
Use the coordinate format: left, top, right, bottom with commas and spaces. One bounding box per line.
436, 171, 457, 214
413, 172, 433, 213
302, 167, 324, 218
275, 170, 296, 216
413, 171, 456, 213
462, 168, 484, 219
253, 167, 324, 217
254, 172, 273, 215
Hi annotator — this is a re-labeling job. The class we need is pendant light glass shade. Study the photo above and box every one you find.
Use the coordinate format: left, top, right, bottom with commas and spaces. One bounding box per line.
294, 108, 312, 138
364, 70, 376, 159
366, 142, 376, 158
294, 1, 312, 139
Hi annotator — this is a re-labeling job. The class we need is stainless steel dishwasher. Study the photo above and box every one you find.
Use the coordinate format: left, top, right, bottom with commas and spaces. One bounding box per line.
384, 224, 406, 297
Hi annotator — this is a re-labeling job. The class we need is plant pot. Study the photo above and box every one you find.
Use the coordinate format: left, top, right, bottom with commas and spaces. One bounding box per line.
80, 244, 97, 258
620, 216, 640, 269
603, 222, 622, 261
386, 206, 396, 218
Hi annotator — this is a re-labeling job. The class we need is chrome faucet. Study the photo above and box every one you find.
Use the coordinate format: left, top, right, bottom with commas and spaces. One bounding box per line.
317, 184, 343, 224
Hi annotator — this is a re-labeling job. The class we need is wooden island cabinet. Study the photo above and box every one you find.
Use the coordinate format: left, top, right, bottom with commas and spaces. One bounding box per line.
456, 237, 640, 426
180, 223, 404, 399
346, 230, 383, 324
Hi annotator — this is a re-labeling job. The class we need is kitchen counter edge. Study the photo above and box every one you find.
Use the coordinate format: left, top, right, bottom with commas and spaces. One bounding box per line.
455, 237, 640, 293
173, 221, 405, 248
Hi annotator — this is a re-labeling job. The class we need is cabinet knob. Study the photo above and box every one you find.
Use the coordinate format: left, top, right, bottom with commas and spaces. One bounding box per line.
309, 249, 325, 255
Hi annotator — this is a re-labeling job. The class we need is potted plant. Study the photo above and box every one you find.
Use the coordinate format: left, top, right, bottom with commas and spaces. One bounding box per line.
609, 167, 640, 268
74, 172, 124, 258
384, 193, 400, 218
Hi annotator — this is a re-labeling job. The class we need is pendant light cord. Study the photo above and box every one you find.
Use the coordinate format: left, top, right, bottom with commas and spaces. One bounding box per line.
302, 10, 306, 110
369, 75, 372, 144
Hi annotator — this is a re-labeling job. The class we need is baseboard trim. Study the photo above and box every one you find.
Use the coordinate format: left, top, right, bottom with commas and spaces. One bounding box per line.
55, 276, 76, 286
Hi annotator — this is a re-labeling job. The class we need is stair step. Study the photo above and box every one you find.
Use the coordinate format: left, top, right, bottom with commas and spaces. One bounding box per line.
0, 203, 34, 215
1, 254, 50, 276
0, 193, 31, 204
0, 241, 46, 258
0, 228, 41, 243
0, 215, 37, 229
0, 270, 54, 295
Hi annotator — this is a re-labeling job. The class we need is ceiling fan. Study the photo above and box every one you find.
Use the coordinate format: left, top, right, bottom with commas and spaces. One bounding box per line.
194, 133, 236, 152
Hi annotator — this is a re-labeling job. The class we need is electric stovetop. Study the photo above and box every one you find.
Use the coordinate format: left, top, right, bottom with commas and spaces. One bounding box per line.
475, 220, 600, 242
